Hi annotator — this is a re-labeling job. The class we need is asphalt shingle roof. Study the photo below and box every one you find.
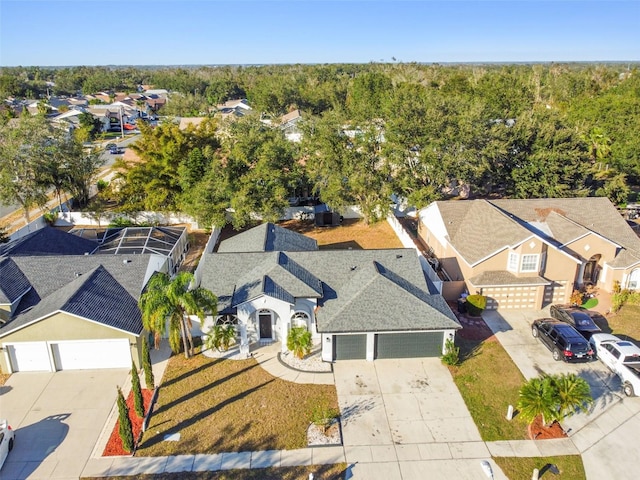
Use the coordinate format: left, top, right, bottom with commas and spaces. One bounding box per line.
468, 270, 551, 287
218, 223, 318, 253
0, 226, 98, 257
0, 265, 143, 336
199, 243, 460, 333
0, 258, 31, 304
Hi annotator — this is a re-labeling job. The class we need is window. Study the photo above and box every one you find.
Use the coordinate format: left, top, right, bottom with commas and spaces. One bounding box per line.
291, 311, 310, 329
520, 254, 539, 272
215, 314, 238, 326
507, 252, 519, 272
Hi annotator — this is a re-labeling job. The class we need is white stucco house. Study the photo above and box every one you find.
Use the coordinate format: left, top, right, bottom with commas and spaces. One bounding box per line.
196, 223, 460, 362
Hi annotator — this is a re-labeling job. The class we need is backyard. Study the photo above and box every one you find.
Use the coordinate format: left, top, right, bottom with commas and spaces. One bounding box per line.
135, 352, 338, 456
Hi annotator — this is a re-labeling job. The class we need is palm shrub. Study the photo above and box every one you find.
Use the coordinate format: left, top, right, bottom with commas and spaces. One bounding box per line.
205, 324, 237, 352
131, 361, 144, 418
465, 294, 486, 316
116, 386, 134, 453
553, 373, 593, 418
310, 398, 339, 434
287, 326, 312, 359
141, 336, 155, 389
441, 337, 460, 366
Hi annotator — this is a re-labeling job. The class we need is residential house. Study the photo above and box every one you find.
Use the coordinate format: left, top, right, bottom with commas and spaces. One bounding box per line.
0, 226, 187, 373
196, 223, 460, 361
216, 98, 252, 119
280, 109, 303, 142
418, 197, 640, 310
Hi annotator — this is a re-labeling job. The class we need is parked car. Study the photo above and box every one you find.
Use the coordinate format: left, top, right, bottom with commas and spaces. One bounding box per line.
589, 333, 640, 397
105, 143, 117, 151
109, 146, 124, 155
0, 419, 15, 470
549, 304, 602, 338
532, 318, 595, 362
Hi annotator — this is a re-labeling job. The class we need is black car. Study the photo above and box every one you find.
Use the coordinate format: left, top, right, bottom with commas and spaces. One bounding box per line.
549, 304, 602, 338
109, 146, 124, 154
532, 318, 595, 362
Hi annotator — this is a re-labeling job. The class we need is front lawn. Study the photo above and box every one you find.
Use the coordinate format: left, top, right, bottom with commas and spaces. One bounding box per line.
449, 337, 529, 441
494, 455, 585, 480
606, 303, 640, 343
83, 464, 347, 480
135, 353, 338, 456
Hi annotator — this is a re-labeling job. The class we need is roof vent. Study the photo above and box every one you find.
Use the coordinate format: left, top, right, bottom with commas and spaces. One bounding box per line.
74, 272, 82, 278
396, 254, 403, 259
123, 259, 132, 264
84, 252, 90, 255
350, 266, 357, 271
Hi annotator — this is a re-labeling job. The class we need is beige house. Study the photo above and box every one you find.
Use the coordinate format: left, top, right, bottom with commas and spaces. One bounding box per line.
418, 197, 640, 310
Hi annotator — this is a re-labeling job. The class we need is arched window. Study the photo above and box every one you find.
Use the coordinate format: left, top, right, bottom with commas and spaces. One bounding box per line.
291, 311, 310, 329
215, 314, 239, 326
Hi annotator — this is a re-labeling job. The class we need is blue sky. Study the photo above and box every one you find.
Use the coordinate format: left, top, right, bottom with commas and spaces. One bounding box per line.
1, 1, 638, 66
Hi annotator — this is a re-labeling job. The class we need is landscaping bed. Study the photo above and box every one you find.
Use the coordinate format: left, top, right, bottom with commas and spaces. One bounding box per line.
82, 463, 347, 480
135, 353, 338, 456
103, 389, 154, 456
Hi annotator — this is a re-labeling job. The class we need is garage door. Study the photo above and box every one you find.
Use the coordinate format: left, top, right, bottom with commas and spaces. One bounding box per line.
375, 332, 444, 359
5, 342, 52, 372
333, 334, 367, 360
51, 339, 131, 370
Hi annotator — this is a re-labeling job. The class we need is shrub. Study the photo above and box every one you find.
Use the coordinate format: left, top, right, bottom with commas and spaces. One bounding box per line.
287, 326, 313, 359
116, 386, 134, 453
131, 361, 144, 418
109, 217, 136, 228
465, 294, 486, 316
570, 289, 585, 306
310, 398, 339, 434
141, 336, 155, 389
205, 324, 237, 352
441, 337, 460, 366
42, 212, 57, 226
97, 179, 109, 192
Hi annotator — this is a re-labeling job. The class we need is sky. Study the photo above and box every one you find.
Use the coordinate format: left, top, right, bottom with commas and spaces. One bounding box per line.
0, 0, 638, 66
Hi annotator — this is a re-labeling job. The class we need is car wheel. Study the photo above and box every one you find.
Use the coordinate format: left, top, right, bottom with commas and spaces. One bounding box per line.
532, 326, 539, 338
8, 437, 13, 451
623, 382, 635, 397
553, 349, 562, 361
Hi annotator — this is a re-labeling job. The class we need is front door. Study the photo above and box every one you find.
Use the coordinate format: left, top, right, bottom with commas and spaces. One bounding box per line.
259, 312, 272, 339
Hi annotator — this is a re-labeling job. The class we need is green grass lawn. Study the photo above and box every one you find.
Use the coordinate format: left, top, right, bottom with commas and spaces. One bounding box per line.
135, 352, 337, 456
82, 464, 347, 480
494, 455, 585, 480
448, 337, 529, 441
606, 304, 640, 343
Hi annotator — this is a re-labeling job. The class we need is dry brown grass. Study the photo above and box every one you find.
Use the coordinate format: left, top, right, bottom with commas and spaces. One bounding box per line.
280, 218, 403, 250
136, 353, 337, 456
82, 464, 347, 480
0, 372, 10, 386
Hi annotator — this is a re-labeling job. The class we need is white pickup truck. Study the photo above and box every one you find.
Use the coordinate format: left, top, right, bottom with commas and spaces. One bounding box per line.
590, 333, 640, 397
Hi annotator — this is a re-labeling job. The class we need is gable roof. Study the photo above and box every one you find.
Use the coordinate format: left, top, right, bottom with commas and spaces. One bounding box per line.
0, 226, 98, 257
218, 223, 318, 253
0, 258, 31, 304
430, 197, 640, 268
0, 265, 143, 337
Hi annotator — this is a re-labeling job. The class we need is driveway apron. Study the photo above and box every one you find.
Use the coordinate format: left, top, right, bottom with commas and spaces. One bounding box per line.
0, 369, 129, 480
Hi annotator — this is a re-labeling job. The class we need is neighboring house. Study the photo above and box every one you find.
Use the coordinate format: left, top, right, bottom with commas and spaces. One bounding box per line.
418, 197, 640, 310
216, 98, 252, 119
0, 226, 186, 373
280, 109, 303, 142
197, 223, 460, 361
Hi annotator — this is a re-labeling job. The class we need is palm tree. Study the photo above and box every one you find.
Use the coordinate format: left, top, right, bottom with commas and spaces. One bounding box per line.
139, 271, 217, 359
287, 326, 312, 359
553, 373, 593, 418
517, 376, 559, 427
205, 324, 237, 352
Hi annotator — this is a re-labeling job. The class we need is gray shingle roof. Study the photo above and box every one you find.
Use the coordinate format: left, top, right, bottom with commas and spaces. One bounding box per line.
218, 223, 318, 253
0, 265, 143, 336
0, 226, 98, 257
434, 198, 640, 269
468, 271, 551, 287
199, 244, 460, 334
0, 258, 31, 304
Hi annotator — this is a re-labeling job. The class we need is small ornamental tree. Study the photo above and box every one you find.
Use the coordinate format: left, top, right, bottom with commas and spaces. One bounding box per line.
141, 336, 155, 389
441, 337, 460, 366
205, 324, 237, 352
116, 386, 134, 453
131, 361, 144, 418
287, 326, 312, 359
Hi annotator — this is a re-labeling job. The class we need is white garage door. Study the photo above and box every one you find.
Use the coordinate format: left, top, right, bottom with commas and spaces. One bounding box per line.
51, 339, 131, 370
5, 342, 52, 372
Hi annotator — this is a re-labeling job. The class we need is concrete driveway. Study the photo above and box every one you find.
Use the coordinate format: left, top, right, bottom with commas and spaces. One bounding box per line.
484, 309, 640, 480
0, 369, 128, 480
333, 358, 507, 480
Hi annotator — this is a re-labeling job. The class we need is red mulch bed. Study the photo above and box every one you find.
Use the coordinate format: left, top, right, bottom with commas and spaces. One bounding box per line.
103, 389, 154, 456
528, 415, 567, 440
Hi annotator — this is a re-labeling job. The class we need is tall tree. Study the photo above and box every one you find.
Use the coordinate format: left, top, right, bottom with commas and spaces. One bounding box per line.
131, 361, 144, 418
141, 336, 155, 390
139, 272, 217, 359
116, 386, 134, 453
